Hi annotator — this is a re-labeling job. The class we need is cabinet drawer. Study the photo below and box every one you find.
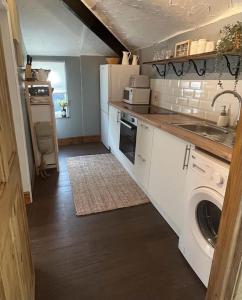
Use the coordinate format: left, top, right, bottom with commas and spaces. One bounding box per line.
134, 153, 150, 190
109, 106, 120, 122
136, 121, 154, 160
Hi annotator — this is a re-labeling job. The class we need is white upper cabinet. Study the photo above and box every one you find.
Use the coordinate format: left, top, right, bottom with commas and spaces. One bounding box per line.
148, 128, 192, 236
134, 121, 154, 191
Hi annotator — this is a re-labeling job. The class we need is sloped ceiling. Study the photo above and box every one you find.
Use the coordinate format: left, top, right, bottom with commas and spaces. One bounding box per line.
16, 0, 116, 56
84, 0, 242, 50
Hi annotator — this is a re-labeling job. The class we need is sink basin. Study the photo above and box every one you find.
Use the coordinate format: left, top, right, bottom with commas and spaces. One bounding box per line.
177, 123, 229, 136
171, 122, 235, 147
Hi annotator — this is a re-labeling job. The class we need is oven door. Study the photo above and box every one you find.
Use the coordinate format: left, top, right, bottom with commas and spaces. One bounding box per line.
119, 119, 137, 164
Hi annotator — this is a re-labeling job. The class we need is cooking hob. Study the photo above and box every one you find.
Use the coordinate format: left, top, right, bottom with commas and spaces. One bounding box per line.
123, 104, 178, 115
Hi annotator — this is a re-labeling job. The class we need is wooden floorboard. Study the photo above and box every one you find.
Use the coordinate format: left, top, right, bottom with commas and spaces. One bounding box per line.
27, 143, 206, 300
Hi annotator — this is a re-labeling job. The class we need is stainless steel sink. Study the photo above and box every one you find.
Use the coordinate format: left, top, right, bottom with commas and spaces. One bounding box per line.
177, 123, 229, 135
171, 122, 235, 147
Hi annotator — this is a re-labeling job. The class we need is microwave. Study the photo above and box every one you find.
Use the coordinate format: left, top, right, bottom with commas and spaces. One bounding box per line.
123, 87, 150, 105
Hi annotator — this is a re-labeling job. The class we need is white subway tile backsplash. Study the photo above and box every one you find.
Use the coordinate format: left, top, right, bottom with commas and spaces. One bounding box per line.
190, 81, 202, 90
179, 80, 190, 89
189, 99, 200, 108
183, 89, 194, 98
150, 78, 242, 125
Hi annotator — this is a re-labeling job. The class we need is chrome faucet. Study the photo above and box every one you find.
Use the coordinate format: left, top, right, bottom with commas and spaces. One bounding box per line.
211, 90, 242, 127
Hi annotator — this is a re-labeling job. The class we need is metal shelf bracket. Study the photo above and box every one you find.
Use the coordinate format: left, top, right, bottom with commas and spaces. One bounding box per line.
223, 54, 241, 78
168, 62, 184, 76
188, 59, 207, 76
152, 64, 166, 78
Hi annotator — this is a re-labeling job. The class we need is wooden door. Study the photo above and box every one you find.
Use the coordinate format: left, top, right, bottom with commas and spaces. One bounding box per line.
0, 28, 34, 300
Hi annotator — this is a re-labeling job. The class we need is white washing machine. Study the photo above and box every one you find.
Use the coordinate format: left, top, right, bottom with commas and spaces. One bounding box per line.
179, 149, 230, 287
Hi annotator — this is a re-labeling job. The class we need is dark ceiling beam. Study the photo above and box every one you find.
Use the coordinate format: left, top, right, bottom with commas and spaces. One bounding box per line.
62, 0, 129, 56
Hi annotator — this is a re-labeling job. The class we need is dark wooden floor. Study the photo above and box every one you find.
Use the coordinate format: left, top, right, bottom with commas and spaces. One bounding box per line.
27, 143, 206, 300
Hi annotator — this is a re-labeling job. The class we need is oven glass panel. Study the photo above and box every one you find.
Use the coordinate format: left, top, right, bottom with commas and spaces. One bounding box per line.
119, 120, 137, 164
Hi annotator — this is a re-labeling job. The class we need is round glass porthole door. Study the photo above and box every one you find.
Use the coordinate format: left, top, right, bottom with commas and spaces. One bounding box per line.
196, 200, 221, 248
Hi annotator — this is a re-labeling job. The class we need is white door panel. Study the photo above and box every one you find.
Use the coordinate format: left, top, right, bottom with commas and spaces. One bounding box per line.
101, 110, 109, 149
109, 65, 140, 101
148, 128, 190, 235
100, 65, 109, 113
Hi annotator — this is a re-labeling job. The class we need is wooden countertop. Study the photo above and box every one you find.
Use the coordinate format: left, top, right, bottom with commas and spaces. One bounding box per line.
110, 102, 234, 162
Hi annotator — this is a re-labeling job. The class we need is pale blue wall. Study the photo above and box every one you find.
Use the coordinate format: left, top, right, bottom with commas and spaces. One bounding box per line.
32, 55, 105, 139
80, 56, 106, 136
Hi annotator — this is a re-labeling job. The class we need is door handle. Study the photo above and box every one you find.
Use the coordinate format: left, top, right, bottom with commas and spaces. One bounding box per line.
137, 154, 146, 162
183, 145, 191, 170
120, 120, 132, 129
141, 123, 149, 129
117, 111, 120, 123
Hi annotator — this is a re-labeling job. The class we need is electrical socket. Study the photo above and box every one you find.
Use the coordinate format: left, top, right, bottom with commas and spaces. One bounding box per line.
152, 91, 160, 104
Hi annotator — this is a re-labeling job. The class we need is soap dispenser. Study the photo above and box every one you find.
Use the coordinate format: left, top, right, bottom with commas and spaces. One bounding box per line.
217, 105, 229, 127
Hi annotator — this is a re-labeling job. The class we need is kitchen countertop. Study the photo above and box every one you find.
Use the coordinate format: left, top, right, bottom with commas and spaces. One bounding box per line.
110, 101, 234, 162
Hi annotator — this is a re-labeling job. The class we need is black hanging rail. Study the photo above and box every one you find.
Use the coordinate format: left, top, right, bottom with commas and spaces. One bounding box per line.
189, 59, 207, 76
152, 64, 166, 77
168, 62, 184, 76
223, 54, 241, 78
143, 51, 241, 78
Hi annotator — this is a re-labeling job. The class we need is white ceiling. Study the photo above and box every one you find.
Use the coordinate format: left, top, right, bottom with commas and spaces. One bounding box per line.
84, 0, 242, 50
16, 0, 116, 56
17, 0, 242, 56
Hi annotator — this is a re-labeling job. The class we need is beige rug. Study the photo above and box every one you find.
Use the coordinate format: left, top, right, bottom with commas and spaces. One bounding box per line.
67, 153, 149, 216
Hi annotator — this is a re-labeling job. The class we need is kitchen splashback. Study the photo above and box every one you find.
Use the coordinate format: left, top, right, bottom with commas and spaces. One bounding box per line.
150, 79, 242, 126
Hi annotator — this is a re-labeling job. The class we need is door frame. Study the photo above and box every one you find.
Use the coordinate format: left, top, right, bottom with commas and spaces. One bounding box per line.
206, 108, 242, 299
0, 0, 32, 200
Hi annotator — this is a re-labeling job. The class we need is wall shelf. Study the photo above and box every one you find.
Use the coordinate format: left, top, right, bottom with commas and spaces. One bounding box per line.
143, 51, 241, 78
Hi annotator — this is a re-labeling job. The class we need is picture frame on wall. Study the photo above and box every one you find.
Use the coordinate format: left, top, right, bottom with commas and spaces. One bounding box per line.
175, 40, 191, 57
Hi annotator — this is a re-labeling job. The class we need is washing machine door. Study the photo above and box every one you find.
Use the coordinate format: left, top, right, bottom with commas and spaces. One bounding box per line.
189, 187, 223, 258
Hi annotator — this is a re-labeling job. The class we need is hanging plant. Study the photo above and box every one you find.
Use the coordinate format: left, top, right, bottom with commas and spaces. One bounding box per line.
216, 21, 242, 91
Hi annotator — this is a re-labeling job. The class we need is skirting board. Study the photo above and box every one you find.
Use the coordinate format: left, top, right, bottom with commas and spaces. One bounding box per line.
58, 135, 100, 146
24, 192, 32, 205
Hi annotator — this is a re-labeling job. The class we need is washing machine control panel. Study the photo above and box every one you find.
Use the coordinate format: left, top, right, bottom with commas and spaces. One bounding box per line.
212, 172, 224, 186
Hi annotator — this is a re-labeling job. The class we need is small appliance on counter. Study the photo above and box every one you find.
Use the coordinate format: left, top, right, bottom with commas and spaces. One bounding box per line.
123, 87, 150, 105
129, 75, 150, 88
123, 75, 150, 105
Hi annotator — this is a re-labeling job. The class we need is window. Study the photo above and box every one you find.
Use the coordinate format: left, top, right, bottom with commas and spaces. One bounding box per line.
31, 61, 69, 119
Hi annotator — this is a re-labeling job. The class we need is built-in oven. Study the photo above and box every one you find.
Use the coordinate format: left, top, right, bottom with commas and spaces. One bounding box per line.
119, 112, 137, 164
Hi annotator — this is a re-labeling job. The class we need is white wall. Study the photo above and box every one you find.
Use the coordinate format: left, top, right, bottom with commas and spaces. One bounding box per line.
150, 79, 242, 126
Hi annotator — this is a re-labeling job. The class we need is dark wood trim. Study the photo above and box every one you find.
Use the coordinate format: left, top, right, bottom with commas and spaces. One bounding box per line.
58, 135, 100, 146
24, 192, 32, 205
62, 0, 129, 56
206, 109, 242, 300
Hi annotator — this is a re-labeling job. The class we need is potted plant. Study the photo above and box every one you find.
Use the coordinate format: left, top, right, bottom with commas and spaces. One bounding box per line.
216, 21, 242, 90
59, 100, 68, 118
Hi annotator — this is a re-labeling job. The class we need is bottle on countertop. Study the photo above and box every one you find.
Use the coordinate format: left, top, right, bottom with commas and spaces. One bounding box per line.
217, 105, 229, 127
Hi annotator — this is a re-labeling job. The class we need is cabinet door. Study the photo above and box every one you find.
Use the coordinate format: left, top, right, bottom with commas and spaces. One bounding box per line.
0, 29, 34, 300
148, 128, 190, 235
100, 65, 109, 113
134, 121, 154, 190
108, 106, 120, 153
101, 110, 109, 149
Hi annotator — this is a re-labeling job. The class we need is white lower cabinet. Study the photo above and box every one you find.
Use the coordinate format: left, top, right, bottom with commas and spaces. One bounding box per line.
108, 106, 120, 154
148, 128, 192, 236
134, 121, 154, 191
